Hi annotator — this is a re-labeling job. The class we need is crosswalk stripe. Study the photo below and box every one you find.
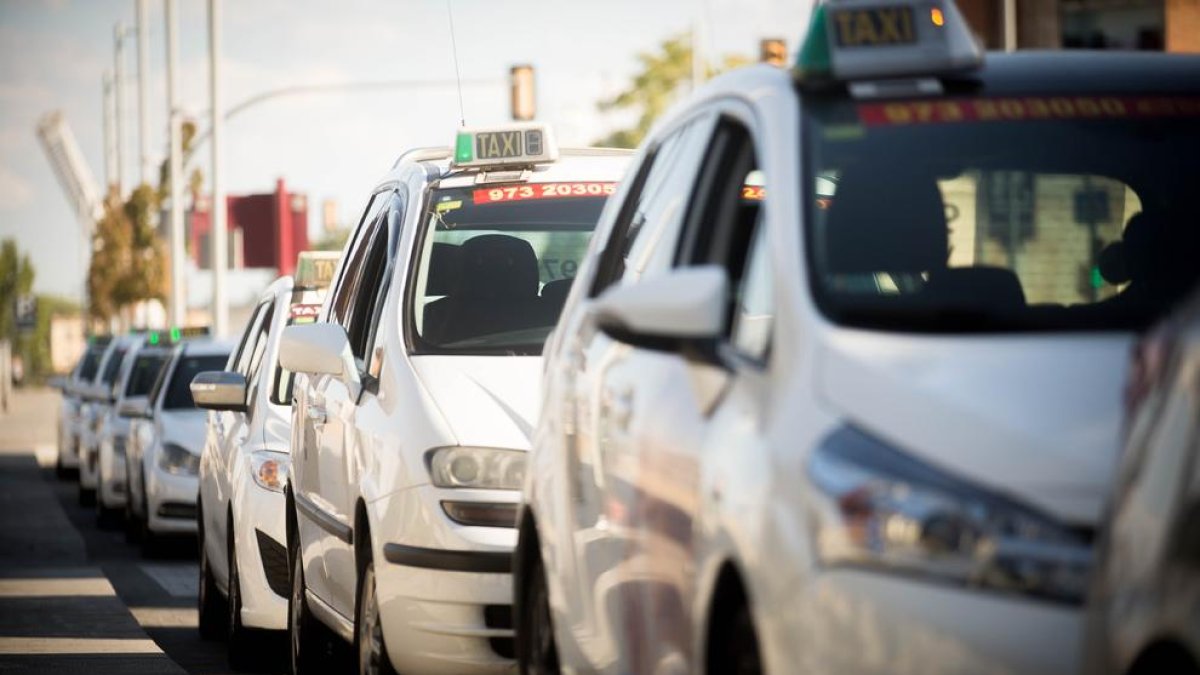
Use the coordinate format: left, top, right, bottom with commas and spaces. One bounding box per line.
0, 577, 115, 597
0, 637, 162, 654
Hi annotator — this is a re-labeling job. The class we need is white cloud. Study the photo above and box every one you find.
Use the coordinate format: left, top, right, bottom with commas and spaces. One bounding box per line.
0, 164, 35, 210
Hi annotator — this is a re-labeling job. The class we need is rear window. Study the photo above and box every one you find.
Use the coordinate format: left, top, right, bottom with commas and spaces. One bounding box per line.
77, 347, 104, 382
163, 354, 230, 410
125, 353, 168, 398
408, 183, 611, 354
805, 93, 1200, 332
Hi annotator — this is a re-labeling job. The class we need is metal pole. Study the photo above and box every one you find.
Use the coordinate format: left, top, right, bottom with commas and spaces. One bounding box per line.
166, 0, 185, 328
136, 0, 150, 186
102, 71, 115, 191
1003, 0, 1017, 52
208, 0, 228, 337
114, 22, 126, 195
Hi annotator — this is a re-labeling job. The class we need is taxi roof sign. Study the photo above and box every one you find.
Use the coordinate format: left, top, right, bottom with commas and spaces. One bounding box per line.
294, 250, 340, 290
797, 0, 982, 82
451, 123, 559, 169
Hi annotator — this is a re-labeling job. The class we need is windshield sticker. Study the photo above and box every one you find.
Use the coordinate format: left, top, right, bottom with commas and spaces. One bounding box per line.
472, 181, 616, 205
435, 199, 463, 214
859, 96, 1200, 127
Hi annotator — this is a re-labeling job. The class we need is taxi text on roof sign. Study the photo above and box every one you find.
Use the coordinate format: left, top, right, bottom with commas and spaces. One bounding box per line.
452, 123, 559, 169
796, 0, 982, 82
295, 250, 340, 290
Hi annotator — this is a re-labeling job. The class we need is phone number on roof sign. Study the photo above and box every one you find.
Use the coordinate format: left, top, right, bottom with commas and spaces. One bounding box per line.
858, 96, 1200, 127
473, 182, 616, 205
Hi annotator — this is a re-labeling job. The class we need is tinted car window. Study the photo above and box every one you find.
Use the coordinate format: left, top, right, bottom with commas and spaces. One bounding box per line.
99, 348, 127, 385
124, 353, 168, 397
806, 92, 1200, 332
163, 355, 230, 410
77, 346, 104, 382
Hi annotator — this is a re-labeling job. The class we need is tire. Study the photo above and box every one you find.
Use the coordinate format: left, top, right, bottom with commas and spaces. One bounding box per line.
96, 487, 119, 529
55, 455, 68, 480
518, 553, 560, 675
78, 485, 95, 507
227, 530, 254, 670
710, 603, 762, 675
355, 560, 397, 675
289, 535, 330, 675
123, 463, 141, 543
197, 515, 227, 640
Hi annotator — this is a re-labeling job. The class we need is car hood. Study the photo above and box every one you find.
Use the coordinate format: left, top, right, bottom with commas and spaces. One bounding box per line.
816, 330, 1132, 525
158, 409, 207, 454
410, 355, 541, 451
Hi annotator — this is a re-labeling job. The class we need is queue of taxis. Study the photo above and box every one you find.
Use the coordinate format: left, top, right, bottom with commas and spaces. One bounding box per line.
276, 126, 630, 674
189, 252, 337, 666
514, 2, 1200, 675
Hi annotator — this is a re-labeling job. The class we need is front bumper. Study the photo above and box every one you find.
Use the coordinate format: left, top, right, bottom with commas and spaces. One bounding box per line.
375, 484, 518, 674
767, 568, 1082, 675
146, 463, 198, 535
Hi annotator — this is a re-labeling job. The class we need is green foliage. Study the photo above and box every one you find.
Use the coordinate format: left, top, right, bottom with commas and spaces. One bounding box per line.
0, 239, 76, 381
0, 238, 35, 341
88, 185, 167, 323
594, 33, 751, 148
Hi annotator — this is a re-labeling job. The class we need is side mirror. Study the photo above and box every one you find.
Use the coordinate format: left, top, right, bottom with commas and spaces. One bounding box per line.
280, 323, 354, 379
592, 265, 728, 358
48, 375, 68, 391
190, 371, 249, 413
118, 400, 150, 419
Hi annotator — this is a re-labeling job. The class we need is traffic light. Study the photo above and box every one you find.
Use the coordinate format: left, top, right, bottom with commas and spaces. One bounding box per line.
760, 38, 788, 66
510, 64, 536, 121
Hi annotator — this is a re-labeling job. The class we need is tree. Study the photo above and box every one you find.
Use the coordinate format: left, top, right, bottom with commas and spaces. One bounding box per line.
0, 238, 35, 341
87, 184, 166, 324
595, 33, 751, 148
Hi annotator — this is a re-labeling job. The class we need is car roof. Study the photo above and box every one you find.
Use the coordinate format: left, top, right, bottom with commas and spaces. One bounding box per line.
956, 51, 1200, 96
376, 146, 633, 193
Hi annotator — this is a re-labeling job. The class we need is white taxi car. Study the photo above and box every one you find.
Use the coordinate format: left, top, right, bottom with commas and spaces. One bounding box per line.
279, 126, 630, 674
95, 335, 172, 525
191, 254, 336, 666
79, 334, 140, 506
55, 337, 109, 478
516, 3, 1200, 674
124, 339, 233, 552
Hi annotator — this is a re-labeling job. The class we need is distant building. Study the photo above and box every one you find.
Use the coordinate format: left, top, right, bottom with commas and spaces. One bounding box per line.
188, 178, 310, 277
958, 0, 1199, 52
49, 315, 85, 374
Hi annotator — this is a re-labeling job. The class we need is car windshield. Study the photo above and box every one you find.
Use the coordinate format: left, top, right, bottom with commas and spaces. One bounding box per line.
163, 354, 230, 410
99, 348, 127, 385
408, 182, 611, 355
124, 352, 168, 398
77, 346, 104, 382
804, 92, 1200, 333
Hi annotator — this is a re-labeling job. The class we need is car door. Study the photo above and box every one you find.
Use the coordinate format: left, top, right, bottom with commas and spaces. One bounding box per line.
322, 189, 405, 618
204, 299, 270, 581
551, 114, 715, 669
295, 191, 388, 609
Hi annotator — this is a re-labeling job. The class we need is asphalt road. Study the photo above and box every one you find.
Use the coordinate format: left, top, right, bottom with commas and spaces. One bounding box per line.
0, 387, 287, 674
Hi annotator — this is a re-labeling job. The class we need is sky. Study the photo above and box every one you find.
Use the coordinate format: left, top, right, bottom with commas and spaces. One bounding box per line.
0, 0, 812, 302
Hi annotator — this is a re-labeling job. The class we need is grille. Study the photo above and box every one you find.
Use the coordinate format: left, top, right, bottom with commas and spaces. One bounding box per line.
484, 604, 514, 659
255, 529, 290, 598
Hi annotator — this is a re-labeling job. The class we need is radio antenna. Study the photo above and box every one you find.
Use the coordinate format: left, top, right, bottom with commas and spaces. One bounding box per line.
446, 0, 466, 127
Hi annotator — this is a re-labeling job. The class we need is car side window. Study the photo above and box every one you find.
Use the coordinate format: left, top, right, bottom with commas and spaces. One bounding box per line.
345, 218, 393, 372
244, 303, 275, 403
360, 192, 406, 379
231, 301, 270, 377
590, 117, 714, 295
329, 193, 388, 326
678, 117, 773, 362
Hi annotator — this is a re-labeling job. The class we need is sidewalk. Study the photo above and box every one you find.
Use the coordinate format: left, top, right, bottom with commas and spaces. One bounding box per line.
0, 387, 188, 673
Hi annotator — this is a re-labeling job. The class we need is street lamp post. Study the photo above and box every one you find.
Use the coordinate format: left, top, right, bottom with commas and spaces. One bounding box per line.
137, 0, 151, 186
166, 0, 185, 328
208, 0, 228, 337
113, 22, 127, 195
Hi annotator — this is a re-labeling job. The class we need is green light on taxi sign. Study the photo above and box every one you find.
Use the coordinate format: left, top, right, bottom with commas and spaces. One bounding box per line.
796, 3, 832, 77
148, 332, 160, 345
170, 327, 182, 342
455, 132, 474, 164
1091, 266, 1104, 290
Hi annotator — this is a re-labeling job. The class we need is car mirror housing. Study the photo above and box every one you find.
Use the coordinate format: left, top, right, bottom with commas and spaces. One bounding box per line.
280, 322, 354, 380
591, 265, 728, 357
190, 370, 249, 413
117, 400, 150, 419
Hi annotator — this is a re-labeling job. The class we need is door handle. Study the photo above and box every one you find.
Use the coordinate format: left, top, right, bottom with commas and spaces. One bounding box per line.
307, 405, 327, 427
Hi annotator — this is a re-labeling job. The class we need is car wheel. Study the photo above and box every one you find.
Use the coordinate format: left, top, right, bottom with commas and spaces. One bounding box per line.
227, 530, 254, 669
518, 553, 560, 675
711, 603, 762, 675
55, 454, 67, 480
198, 521, 227, 640
123, 464, 141, 543
78, 484, 95, 507
289, 536, 330, 675
355, 559, 397, 675
96, 487, 119, 529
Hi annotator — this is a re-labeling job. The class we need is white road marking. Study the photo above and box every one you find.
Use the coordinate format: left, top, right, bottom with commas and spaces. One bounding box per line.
0, 637, 162, 654
139, 563, 198, 598
129, 606, 199, 628
0, 577, 115, 597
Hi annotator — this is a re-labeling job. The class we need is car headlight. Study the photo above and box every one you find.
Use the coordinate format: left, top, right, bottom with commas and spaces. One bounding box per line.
249, 451, 289, 493
808, 426, 1092, 605
427, 446, 526, 490
157, 442, 199, 476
